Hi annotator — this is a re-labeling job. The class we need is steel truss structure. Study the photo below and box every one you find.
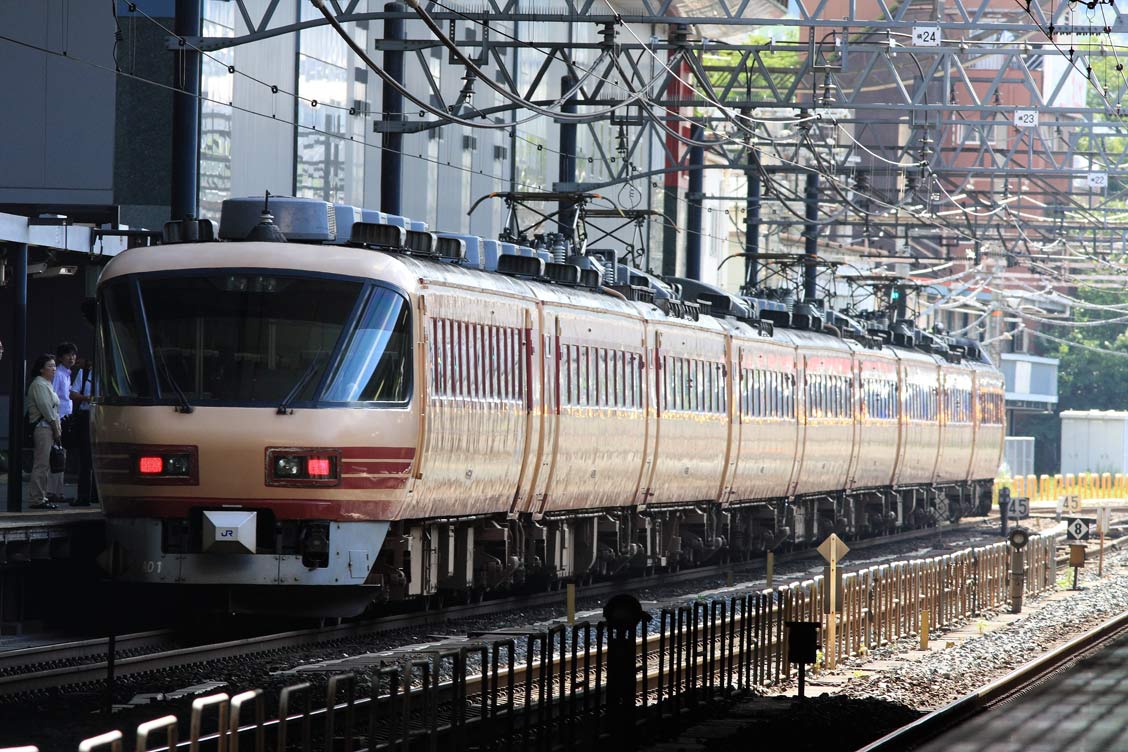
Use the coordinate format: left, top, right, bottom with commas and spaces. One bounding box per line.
174, 0, 1128, 270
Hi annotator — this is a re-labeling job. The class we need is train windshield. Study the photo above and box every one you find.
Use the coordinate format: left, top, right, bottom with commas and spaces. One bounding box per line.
98, 273, 411, 406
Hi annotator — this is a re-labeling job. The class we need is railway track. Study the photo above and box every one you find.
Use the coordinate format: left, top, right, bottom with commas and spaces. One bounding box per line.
858, 608, 1128, 751
0, 522, 989, 698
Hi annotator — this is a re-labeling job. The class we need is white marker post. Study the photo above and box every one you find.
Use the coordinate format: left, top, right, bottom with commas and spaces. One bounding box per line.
818, 534, 850, 670
1098, 506, 1111, 577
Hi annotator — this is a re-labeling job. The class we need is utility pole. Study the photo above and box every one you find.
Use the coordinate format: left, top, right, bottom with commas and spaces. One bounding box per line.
744, 159, 761, 291
381, 2, 406, 216
171, 0, 202, 222
685, 124, 704, 281
557, 75, 578, 239
803, 172, 820, 300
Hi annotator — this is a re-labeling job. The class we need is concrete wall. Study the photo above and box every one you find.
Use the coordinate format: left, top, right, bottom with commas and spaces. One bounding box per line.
0, 1, 118, 207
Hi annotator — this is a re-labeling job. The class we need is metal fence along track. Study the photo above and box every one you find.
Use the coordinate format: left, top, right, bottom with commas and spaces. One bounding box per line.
51, 532, 1057, 752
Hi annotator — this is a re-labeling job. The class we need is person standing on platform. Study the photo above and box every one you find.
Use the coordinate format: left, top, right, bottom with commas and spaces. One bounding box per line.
49, 342, 81, 504
72, 358, 96, 506
26, 353, 61, 510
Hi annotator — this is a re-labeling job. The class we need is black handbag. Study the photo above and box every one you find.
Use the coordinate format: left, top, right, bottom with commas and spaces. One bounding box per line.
50, 443, 67, 474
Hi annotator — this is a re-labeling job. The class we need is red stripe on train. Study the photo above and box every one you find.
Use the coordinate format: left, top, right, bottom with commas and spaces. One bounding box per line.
341, 461, 412, 475
340, 476, 409, 490
339, 447, 416, 460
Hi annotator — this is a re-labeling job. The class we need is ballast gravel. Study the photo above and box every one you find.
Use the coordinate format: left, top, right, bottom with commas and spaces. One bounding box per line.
835, 545, 1128, 710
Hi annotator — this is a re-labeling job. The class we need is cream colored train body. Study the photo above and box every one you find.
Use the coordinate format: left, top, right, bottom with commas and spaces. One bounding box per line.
93, 240, 1004, 614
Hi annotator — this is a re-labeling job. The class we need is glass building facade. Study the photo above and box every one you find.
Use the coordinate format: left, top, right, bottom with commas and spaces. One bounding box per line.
193, 2, 734, 277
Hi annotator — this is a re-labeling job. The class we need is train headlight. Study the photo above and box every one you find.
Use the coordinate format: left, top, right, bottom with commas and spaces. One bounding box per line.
274, 456, 303, 478
266, 449, 341, 486
165, 454, 191, 476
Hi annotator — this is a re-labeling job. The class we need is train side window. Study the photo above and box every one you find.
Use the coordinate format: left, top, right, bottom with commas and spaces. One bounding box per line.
505, 327, 514, 401
467, 324, 478, 400
606, 350, 614, 407
484, 325, 493, 400
569, 345, 579, 406
695, 360, 704, 413
596, 348, 605, 407
452, 321, 463, 398
704, 363, 713, 413
680, 358, 689, 412
618, 351, 627, 405
577, 346, 587, 407
626, 353, 635, 408
659, 356, 667, 411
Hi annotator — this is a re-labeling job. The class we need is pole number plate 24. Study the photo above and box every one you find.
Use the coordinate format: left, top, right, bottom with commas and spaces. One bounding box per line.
912, 26, 941, 46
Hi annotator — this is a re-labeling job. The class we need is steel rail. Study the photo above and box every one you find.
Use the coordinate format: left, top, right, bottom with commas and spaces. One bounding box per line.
0, 522, 993, 698
858, 575, 1128, 751
0, 630, 175, 675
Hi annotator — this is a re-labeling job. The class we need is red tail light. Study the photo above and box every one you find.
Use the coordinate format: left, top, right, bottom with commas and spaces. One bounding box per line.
138, 456, 164, 474
266, 449, 341, 486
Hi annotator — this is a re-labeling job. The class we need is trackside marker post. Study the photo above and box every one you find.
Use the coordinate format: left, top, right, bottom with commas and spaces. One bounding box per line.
818, 534, 849, 670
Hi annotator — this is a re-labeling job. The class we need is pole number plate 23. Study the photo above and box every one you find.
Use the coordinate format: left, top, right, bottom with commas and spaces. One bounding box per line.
1014, 110, 1038, 128
912, 26, 941, 46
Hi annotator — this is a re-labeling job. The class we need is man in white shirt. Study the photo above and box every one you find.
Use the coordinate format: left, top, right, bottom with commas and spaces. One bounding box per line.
49, 342, 88, 502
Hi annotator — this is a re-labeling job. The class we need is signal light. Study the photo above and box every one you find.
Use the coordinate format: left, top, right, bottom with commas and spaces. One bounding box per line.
139, 456, 164, 474
307, 457, 331, 477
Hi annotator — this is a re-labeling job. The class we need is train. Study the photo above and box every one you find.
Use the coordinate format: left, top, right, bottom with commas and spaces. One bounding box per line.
92, 196, 1005, 615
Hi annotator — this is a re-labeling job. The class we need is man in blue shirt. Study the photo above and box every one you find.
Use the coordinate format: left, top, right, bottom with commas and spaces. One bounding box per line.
49, 342, 88, 503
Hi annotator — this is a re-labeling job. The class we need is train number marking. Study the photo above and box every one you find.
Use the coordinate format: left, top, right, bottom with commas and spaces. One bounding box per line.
142, 560, 163, 574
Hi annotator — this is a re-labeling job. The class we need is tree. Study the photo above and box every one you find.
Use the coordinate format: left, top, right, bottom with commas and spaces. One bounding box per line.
1011, 286, 1128, 473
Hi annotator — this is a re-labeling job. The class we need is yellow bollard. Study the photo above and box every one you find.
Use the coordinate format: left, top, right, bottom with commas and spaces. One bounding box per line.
1039, 475, 1051, 501
1054, 474, 1064, 498
1014, 476, 1025, 497
920, 609, 930, 650
1065, 473, 1076, 497
1116, 474, 1125, 498
1103, 473, 1112, 498
1026, 475, 1038, 501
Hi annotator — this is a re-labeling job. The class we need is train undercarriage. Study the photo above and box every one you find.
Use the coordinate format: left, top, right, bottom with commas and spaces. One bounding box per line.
371, 480, 995, 602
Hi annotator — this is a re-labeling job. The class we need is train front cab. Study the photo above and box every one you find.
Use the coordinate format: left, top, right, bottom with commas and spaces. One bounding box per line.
93, 249, 419, 614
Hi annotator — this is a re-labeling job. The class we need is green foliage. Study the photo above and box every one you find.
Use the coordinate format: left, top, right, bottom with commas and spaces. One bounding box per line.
702, 28, 804, 105
1079, 56, 1128, 195
1012, 287, 1128, 472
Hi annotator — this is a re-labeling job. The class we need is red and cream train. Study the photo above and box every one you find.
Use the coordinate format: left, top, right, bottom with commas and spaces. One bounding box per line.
92, 201, 1005, 614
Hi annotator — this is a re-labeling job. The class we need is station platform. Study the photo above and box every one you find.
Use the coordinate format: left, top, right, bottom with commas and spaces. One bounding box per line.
919, 632, 1128, 751
0, 476, 106, 633
0, 476, 104, 564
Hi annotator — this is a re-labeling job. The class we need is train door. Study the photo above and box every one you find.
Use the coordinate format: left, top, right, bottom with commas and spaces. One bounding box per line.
786, 351, 806, 497
638, 329, 662, 506
510, 307, 542, 517
927, 365, 944, 484
718, 342, 742, 505
408, 293, 430, 496
531, 315, 563, 517
844, 353, 862, 489
631, 324, 658, 505
892, 359, 909, 484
